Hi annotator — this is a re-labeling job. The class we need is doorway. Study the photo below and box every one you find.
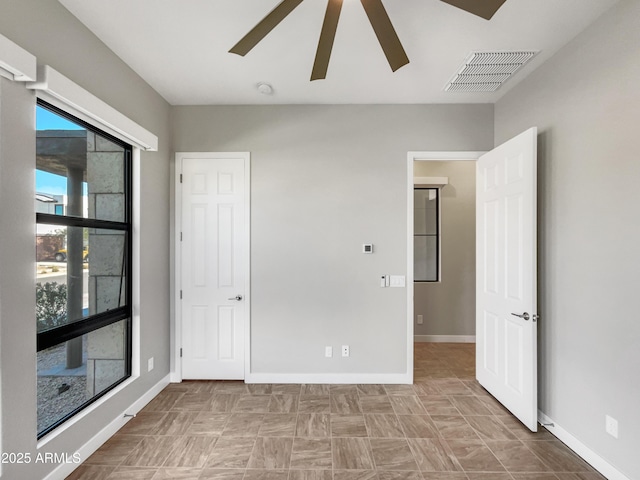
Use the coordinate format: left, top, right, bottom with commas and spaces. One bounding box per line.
408, 128, 538, 432
406, 151, 482, 386
174, 152, 251, 381
411, 155, 480, 345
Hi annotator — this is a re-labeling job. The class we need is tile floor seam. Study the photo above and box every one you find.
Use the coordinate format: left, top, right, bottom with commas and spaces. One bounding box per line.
471, 432, 519, 476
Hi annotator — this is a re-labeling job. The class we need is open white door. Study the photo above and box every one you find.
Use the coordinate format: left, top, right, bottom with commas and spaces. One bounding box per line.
476, 127, 538, 431
179, 153, 249, 380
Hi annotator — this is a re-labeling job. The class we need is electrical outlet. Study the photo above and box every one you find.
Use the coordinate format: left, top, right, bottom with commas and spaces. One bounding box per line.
605, 415, 618, 438
417, 315, 423, 325
147, 357, 154, 372
325, 346, 333, 358
342, 345, 350, 357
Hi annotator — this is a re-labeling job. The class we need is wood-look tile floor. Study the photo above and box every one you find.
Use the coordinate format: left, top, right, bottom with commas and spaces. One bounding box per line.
67, 343, 605, 480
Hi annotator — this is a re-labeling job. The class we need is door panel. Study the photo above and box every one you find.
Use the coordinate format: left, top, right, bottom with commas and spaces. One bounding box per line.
476, 128, 538, 431
181, 155, 248, 380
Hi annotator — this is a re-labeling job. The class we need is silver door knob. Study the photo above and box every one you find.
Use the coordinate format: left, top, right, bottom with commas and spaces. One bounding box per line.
228, 295, 243, 301
511, 312, 530, 321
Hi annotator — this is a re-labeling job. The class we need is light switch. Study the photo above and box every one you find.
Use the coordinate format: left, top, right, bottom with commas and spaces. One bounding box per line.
363, 244, 374, 254
390, 275, 406, 287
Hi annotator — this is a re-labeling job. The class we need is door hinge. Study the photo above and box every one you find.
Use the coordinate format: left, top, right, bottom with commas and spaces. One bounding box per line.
180, 290, 183, 299
180, 173, 183, 183
180, 232, 183, 241
180, 348, 183, 358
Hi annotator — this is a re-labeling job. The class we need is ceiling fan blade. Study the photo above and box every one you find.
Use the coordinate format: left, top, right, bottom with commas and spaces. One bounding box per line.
311, 0, 344, 81
440, 0, 508, 20
229, 0, 304, 56
360, 0, 409, 72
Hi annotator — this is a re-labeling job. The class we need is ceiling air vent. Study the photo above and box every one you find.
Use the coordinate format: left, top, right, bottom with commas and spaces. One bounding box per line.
445, 51, 538, 92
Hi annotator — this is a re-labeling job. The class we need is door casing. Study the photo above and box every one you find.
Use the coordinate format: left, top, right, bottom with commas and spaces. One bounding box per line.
172, 152, 251, 382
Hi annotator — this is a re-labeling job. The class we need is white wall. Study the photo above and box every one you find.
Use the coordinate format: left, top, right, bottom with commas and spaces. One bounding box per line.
414, 161, 476, 339
495, 1, 640, 478
172, 105, 493, 380
0, 2, 171, 478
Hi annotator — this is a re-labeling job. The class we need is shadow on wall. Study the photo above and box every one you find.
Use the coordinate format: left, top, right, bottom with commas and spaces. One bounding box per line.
441, 183, 458, 199
536, 128, 552, 410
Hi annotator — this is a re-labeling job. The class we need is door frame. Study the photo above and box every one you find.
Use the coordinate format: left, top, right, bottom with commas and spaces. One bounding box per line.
172, 152, 251, 383
406, 151, 486, 375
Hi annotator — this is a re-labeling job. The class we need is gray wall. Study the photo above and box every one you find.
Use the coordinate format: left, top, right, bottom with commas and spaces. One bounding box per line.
495, 1, 640, 478
0, 1, 171, 478
414, 161, 476, 338
173, 105, 493, 376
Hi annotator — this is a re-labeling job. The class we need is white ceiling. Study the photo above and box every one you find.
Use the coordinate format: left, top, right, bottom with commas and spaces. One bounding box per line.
58, 0, 619, 105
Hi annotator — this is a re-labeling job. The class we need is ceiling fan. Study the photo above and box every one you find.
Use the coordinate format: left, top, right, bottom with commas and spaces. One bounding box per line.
229, 0, 508, 81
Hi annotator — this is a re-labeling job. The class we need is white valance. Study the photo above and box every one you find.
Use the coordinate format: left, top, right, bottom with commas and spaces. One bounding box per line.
0, 33, 37, 82
414, 176, 449, 188
27, 65, 158, 151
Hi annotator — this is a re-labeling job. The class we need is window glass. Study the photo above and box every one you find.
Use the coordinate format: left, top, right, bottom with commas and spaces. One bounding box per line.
36, 100, 132, 438
414, 189, 438, 235
36, 225, 127, 333
414, 235, 438, 282
37, 319, 128, 435
414, 188, 440, 282
36, 105, 126, 222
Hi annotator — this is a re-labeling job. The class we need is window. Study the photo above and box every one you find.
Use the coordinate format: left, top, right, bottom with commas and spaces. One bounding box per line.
35, 100, 132, 438
414, 188, 440, 282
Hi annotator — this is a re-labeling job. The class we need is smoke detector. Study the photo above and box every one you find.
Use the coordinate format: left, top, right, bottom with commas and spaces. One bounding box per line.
445, 51, 538, 92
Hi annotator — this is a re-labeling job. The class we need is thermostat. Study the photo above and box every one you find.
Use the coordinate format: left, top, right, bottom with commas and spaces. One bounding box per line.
363, 244, 374, 254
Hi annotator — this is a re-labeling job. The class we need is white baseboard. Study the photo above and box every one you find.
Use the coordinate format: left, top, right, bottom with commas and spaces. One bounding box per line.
245, 372, 412, 384
45, 374, 171, 480
538, 411, 632, 480
414, 335, 476, 343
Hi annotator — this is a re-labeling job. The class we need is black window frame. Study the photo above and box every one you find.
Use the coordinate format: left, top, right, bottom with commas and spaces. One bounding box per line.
36, 99, 133, 439
414, 187, 440, 283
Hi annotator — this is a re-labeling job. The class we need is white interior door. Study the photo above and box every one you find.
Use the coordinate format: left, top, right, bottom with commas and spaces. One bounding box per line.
476, 128, 538, 431
180, 153, 249, 380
